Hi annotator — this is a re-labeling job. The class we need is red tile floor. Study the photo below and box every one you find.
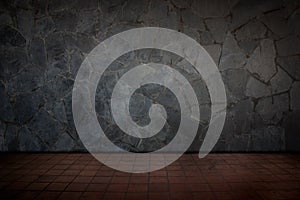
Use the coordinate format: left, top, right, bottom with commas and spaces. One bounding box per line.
0, 153, 300, 200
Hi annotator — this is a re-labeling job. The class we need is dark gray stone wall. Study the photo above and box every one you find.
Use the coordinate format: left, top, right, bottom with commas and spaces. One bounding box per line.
0, 0, 300, 152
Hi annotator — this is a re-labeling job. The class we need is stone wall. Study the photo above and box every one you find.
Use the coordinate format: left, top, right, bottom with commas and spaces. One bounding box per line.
0, 0, 300, 152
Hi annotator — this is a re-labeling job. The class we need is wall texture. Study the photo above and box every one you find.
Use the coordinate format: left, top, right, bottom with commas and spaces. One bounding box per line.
0, 0, 300, 152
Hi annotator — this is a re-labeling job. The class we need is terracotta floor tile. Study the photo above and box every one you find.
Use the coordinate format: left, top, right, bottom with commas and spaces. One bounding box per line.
62, 170, 81, 176
171, 192, 193, 200
229, 182, 254, 191
149, 176, 168, 183
58, 191, 82, 200
58, 192, 82, 200
65, 183, 88, 191
80, 191, 103, 200
30, 169, 48, 175
79, 170, 97, 177
192, 191, 216, 200
149, 192, 170, 200
45, 169, 64, 176
285, 181, 300, 190
91, 176, 112, 183
1, 153, 300, 200
84, 165, 101, 171
149, 170, 167, 177
46, 182, 69, 191
15, 191, 41, 200
1, 174, 23, 182
103, 192, 125, 200
111, 176, 130, 183
277, 190, 300, 199
18, 175, 39, 182
189, 183, 211, 192
0, 181, 9, 189
214, 192, 235, 200
26, 182, 49, 190
128, 183, 148, 192
35, 191, 61, 200
186, 176, 207, 183
204, 175, 225, 183
222, 175, 244, 182
54, 175, 76, 183
269, 182, 292, 190
126, 192, 148, 200
86, 183, 107, 192
96, 170, 114, 177
114, 171, 131, 177
166, 165, 183, 171
130, 176, 148, 183
59, 160, 75, 165
258, 190, 281, 200
52, 165, 70, 170
169, 183, 189, 192
68, 165, 86, 170
209, 183, 231, 191
234, 191, 263, 199
107, 183, 128, 192
168, 176, 186, 183
73, 176, 93, 183
0, 190, 20, 199
167, 171, 185, 177
37, 175, 57, 183
149, 183, 169, 192
5, 181, 31, 190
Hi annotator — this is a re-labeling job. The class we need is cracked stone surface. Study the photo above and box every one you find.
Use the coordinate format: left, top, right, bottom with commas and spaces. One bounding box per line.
203, 44, 221, 64
245, 39, 277, 83
250, 126, 285, 151
205, 18, 228, 43
219, 33, 246, 71
270, 66, 293, 94
235, 20, 266, 41
276, 36, 300, 56
0, 0, 299, 152
255, 93, 289, 123
261, 10, 290, 38
291, 81, 300, 111
245, 77, 271, 98
277, 56, 300, 80
222, 69, 249, 103
19, 126, 46, 151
